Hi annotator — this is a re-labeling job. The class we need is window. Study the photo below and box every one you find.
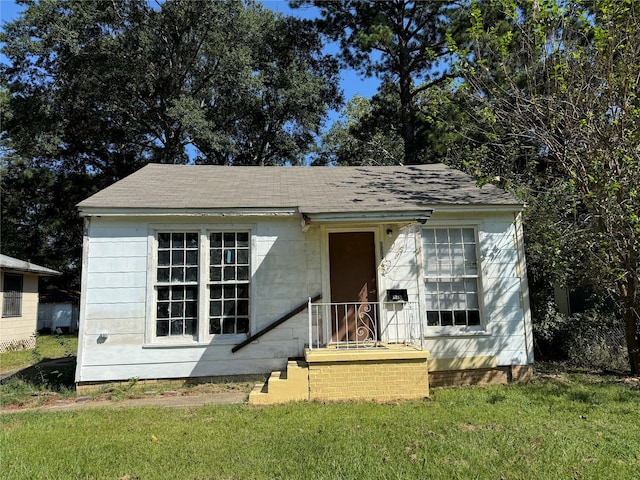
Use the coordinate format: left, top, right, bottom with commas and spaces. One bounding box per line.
209, 232, 250, 335
156, 232, 199, 337
2, 273, 24, 318
423, 228, 481, 328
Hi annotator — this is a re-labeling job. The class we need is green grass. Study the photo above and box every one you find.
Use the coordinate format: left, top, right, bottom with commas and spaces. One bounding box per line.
0, 333, 77, 372
0, 334, 78, 406
2, 372, 639, 479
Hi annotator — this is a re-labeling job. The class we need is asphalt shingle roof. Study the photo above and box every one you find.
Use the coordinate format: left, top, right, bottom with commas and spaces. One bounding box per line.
0, 254, 60, 275
78, 163, 522, 213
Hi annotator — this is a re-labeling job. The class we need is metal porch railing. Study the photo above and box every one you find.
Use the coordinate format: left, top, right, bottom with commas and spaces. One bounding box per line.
308, 300, 423, 350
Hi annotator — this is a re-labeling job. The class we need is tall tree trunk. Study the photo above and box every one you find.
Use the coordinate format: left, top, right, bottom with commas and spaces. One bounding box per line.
623, 302, 640, 374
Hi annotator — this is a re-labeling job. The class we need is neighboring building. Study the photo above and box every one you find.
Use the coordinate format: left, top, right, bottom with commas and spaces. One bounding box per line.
37, 287, 80, 333
75, 164, 534, 401
0, 254, 60, 352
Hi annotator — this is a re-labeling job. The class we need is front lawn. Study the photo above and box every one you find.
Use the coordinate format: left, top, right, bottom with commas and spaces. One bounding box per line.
2, 371, 639, 479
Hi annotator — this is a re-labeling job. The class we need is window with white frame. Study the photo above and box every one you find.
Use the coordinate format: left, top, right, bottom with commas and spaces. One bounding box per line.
422, 227, 481, 328
155, 232, 199, 337
208, 232, 250, 335
2, 273, 23, 318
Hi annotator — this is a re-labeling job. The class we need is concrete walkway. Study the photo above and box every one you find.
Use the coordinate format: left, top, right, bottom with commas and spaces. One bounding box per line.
1, 391, 249, 414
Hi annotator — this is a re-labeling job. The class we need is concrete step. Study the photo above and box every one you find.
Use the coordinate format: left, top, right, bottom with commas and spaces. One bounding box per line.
248, 360, 309, 405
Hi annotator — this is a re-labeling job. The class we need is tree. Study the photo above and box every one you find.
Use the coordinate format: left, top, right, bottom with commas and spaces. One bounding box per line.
1, 0, 340, 287
464, 0, 640, 372
293, 0, 467, 164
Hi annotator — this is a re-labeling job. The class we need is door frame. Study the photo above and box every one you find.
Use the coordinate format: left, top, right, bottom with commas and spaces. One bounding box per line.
320, 224, 383, 344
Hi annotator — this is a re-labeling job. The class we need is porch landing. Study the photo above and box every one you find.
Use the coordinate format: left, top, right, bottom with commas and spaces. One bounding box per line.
249, 346, 430, 405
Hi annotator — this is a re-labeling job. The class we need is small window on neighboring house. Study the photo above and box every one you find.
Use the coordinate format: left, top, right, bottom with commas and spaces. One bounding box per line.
2, 273, 24, 318
155, 232, 199, 338
208, 232, 250, 335
423, 228, 481, 328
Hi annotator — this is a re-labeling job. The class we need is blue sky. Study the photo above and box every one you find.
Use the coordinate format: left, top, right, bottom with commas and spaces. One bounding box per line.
0, 0, 381, 131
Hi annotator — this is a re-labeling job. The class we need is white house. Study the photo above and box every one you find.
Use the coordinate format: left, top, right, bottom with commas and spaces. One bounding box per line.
75, 164, 533, 400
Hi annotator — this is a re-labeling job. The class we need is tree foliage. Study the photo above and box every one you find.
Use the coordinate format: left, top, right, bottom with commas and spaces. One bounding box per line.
463, 0, 640, 372
293, 0, 468, 164
1, 0, 340, 287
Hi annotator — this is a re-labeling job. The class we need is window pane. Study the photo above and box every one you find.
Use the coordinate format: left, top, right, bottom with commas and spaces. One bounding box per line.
172, 250, 185, 266
237, 318, 249, 333
223, 285, 235, 299
157, 303, 170, 319
237, 232, 249, 247
224, 232, 236, 247
237, 284, 249, 299
211, 233, 222, 247
224, 266, 235, 281
171, 287, 184, 300
426, 311, 440, 326
185, 301, 197, 317
186, 250, 198, 266
171, 267, 184, 282
223, 300, 235, 315
157, 268, 170, 283
158, 251, 170, 266
467, 293, 479, 309
158, 233, 171, 248
157, 320, 169, 336
172, 233, 184, 248
186, 233, 199, 248
185, 286, 197, 300
210, 285, 222, 299
224, 249, 235, 265
435, 229, 449, 244
171, 319, 184, 335
185, 267, 198, 282
222, 318, 235, 334
237, 300, 249, 316
171, 302, 183, 317
210, 267, 222, 282
157, 287, 170, 301
211, 248, 222, 265
210, 301, 222, 316
449, 229, 462, 244
440, 311, 453, 326
210, 318, 221, 334
184, 319, 197, 335
237, 266, 249, 281
468, 310, 481, 326
454, 310, 467, 325
237, 249, 249, 264
462, 228, 475, 243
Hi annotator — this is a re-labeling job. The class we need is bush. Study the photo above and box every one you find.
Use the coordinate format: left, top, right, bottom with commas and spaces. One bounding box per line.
533, 302, 629, 371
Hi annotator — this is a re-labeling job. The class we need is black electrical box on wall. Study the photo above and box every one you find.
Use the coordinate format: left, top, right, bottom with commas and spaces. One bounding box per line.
387, 289, 408, 302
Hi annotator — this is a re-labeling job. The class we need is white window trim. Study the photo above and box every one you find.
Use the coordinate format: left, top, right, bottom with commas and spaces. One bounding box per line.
420, 221, 490, 337
144, 223, 255, 346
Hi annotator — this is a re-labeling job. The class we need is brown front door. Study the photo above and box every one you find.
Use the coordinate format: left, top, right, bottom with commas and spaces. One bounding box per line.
328, 232, 378, 342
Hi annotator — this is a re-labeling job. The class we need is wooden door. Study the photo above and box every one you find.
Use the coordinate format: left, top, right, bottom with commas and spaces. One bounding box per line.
329, 232, 378, 342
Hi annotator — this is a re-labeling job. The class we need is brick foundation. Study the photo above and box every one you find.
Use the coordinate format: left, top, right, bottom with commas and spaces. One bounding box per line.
305, 348, 430, 402
429, 364, 533, 388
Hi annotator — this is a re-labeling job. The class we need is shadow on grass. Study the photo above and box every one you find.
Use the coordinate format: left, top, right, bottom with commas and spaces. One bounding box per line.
0, 357, 77, 406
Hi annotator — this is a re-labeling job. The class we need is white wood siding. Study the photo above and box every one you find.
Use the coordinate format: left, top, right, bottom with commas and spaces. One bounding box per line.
380, 212, 532, 367
77, 210, 532, 383
77, 216, 322, 382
